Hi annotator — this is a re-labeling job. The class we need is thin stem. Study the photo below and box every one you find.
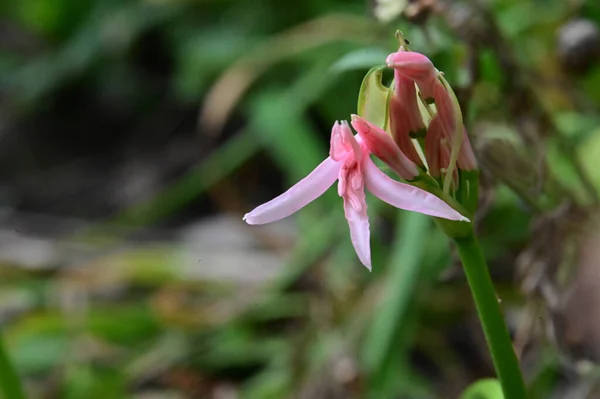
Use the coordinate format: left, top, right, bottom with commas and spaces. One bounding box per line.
454, 233, 527, 399
0, 333, 26, 399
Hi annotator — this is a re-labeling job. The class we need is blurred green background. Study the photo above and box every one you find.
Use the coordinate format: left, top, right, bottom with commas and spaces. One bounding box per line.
2, 0, 600, 398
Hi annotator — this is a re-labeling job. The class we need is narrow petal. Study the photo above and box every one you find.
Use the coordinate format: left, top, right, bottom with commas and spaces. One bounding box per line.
341, 121, 362, 162
343, 191, 371, 270
424, 115, 447, 179
386, 51, 438, 99
389, 95, 425, 167
363, 156, 469, 222
394, 70, 426, 138
330, 121, 346, 161
458, 127, 478, 171
244, 157, 340, 224
351, 114, 418, 180
432, 84, 478, 172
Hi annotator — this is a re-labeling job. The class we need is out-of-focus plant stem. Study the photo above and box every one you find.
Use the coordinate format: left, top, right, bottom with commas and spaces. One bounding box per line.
0, 333, 26, 399
454, 233, 526, 399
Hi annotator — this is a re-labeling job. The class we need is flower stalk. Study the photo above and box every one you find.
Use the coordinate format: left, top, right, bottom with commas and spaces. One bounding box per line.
454, 232, 527, 399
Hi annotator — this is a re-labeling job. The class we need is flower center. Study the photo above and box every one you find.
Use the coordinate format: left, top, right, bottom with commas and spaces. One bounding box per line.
338, 158, 364, 212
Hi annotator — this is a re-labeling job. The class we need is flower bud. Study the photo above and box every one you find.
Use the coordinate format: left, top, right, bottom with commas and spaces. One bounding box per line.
389, 96, 425, 167
425, 115, 458, 187
432, 82, 478, 172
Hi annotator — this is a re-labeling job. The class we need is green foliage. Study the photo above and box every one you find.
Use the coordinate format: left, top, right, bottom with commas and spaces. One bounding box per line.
459, 379, 504, 399
357, 65, 392, 129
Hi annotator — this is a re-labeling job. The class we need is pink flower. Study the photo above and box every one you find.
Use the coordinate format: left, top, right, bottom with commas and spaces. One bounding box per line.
386, 50, 478, 172
244, 120, 469, 270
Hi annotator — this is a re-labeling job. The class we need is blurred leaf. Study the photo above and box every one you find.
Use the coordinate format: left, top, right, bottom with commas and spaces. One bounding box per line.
200, 13, 379, 132
11, 0, 66, 36
11, 333, 68, 374
478, 185, 532, 259
250, 88, 331, 182
241, 294, 308, 322
363, 212, 430, 384
527, 350, 560, 399
242, 367, 292, 399
88, 305, 160, 345
555, 112, 600, 144
459, 378, 504, 399
125, 331, 187, 381
357, 65, 391, 129
64, 364, 125, 399
173, 28, 259, 101
330, 48, 389, 73
195, 327, 287, 371
119, 246, 178, 285
3, 1, 182, 107
577, 126, 600, 196
547, 137, 591, 203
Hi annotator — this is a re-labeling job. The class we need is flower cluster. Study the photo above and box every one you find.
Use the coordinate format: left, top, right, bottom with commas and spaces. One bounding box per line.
244, 44, 478, 270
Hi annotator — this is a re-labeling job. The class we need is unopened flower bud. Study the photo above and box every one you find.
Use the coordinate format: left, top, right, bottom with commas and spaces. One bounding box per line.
393, 70, 427, 138
389, 96, 425, 167
425, 115, 458, 187
432, 82, 478, 172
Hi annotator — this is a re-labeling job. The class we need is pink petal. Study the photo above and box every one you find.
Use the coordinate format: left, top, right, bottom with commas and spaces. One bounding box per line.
330, 121, 346, 161
363, 156, 469, 222
386, 51, 438, 99
342, 121, 363, 162
343, 190, 371, 271
351, 115, 418, 180
389, 95, 425, 167
330, 121, 361, 162
424, 115, 447, 179
458, 126, 478, 171
432, 84, 478, 172
243, 157, 340, 224
394, 70, 426, 138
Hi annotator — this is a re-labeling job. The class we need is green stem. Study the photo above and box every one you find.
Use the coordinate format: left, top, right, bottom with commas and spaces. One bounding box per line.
0, 333, 26, 399
454, 233, 526, 399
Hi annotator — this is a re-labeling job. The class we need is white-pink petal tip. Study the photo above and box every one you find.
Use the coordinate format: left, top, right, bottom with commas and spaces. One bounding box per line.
242, 213, 257, 225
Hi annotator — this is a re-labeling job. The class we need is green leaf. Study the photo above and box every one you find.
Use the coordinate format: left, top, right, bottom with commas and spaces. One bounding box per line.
88, 305, 160, 345
357, 65, 391, 130
11, 333, 69, 374
64, 365, 126, 399
330, 48, 389, 73
363, 212, 430, 377
242, 367, 291, 399
459, 378, 504, 399
577, 126, 600, 197
555, 112, 600, 144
